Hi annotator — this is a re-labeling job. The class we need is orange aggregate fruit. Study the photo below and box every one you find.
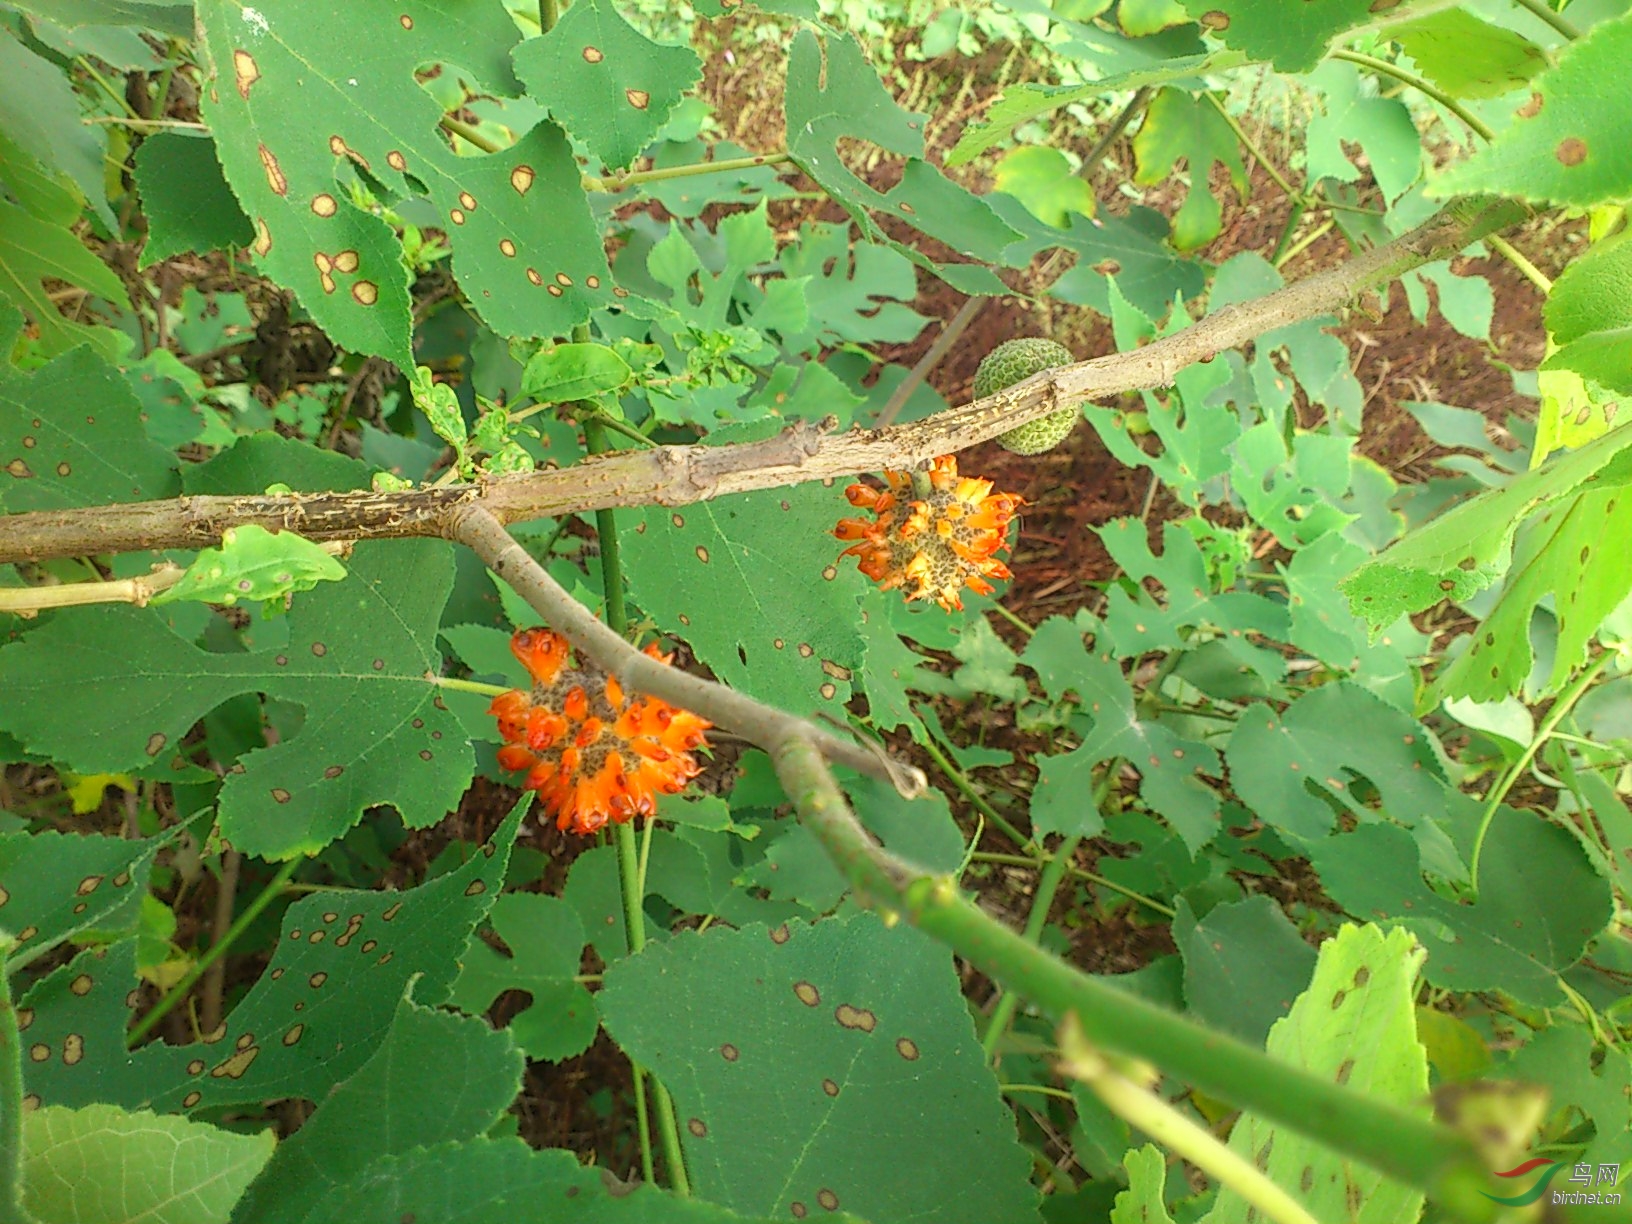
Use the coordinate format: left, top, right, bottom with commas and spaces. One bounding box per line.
834, 454, 1023, 612
488, 627, 710, 836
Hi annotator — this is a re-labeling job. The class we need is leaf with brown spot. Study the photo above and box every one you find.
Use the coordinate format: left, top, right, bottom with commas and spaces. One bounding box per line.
0, 826, 164, 974
513, 0, 700, 170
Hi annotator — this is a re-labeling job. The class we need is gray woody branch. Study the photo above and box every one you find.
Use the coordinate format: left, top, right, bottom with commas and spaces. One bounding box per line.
0, 198, 1526, 566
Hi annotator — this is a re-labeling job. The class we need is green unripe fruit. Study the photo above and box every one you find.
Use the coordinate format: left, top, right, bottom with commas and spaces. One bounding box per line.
972, 338, 1079, 455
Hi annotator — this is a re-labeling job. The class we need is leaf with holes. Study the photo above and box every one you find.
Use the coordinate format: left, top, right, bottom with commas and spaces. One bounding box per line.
1339, 423, 1632, 630
1174, 895, 1317, 1046
622, 481, 868, 716
1178, 0, 1378, 73
115, 798, 523, 1114
1308, 814, 1613, 1007
1435, 485, 1632, 702
512, 0, 701, 172
194, 0, 609, 370
1132, 88, 1246, 250
599, 915, 1039, 1224
234, 994, 524, 1224
1305, 62, 1422, 206
446, 893, 597, 1063
1225, 682, 1452, 850
20, 1103, 274, 1224
1499, 1025, 1632, 1170
1111, 1146, 1176, 1223
132, 131, 254, 264
1199, 924, 1428, 1224
1433, 12, 1632, 206
0, 829, 159, 972
0, 540, 468, 859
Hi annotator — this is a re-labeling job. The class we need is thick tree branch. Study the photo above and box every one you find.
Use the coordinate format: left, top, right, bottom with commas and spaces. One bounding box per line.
446, 503, 926, 797
0, 198, 1528, 566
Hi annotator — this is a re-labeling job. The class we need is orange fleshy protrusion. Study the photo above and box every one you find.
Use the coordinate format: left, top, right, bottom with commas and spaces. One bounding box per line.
833, 454, 1022, 612
487, 628, 711, 836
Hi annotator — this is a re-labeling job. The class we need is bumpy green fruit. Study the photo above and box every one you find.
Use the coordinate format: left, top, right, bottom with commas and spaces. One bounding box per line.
973, 338, 1078, 455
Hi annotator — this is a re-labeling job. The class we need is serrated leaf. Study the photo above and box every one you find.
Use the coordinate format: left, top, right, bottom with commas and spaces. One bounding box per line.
1390, 9, 1548, 100
183, 431, 370, 494
1433, 12, 1632, 206
1200, 924, 1428, 1224
1339, 422, 1632, 629
446, 893, 597, 1062
1111, 1145, 1176, 1224
1434, 484, 1632, 701
0, 313, 180, 509
1225, 682, 1451, 845
512, 0, 701, 171
0, 828, 159, 970
1499, 1026, 1632, 1171
1174, 895, 1316, 1046
947, 54, 1228, 167
195, 0, 610, 369
622, 481, 868, 716
0, 541, 468, 859
233, 994, 524, 1224
17, 941, 150, 1108
132, 131, 254, 265
295, 1139, 858, 1224
1541, 231, 1632, 396
20, 1103, 274, 1224
1132, 88, 1246, 250
1309, 814, 1613, 1007
1179, 0, 1376, 73
599, 915, 1040, 1224
152, 524, 345, 606
520, 342, 632, 403
1026, 201, 1207, 320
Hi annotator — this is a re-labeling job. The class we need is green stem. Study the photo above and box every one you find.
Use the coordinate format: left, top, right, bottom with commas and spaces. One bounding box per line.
1206, 93, 1304, 203
1485, 232, 1553, 294
988, 601, 1035, 638
768, 736, 1493, 1220
1331, 50, 1495, 142
539, 0, 559, 34
914, 721, 1035, 853
77, 57, 140, 121
1274, 218, 1335, 271
128, 859, 301, 1047
1510, 0, 1580, 40
430, 676, 511, 698
981, 833, 1084, 1058
1, 943, 41, 1224
1468, 653, 1610, 896
1269, 199, 1308, 268
583, 422, 628, 636
583, 152, 792, 193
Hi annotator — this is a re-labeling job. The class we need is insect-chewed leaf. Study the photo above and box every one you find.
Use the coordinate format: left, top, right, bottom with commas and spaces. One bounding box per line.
1177, 0, 1378, 73
194, 0, 609, 369
0, 540, 467, 859
599, 915, 1040, 1224
152, 524, 345, 607
512, 0, 701, 172
131, 130, 254, 264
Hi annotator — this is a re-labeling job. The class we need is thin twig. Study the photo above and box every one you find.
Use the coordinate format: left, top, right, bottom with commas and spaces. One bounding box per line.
1510, 0, 1580, 40
199, 849, 241, 1035
875, 295, 986, 429
1330, 50, 1495, 142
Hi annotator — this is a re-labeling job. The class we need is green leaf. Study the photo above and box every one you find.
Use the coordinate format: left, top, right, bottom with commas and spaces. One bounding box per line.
622, 481, 869, 716
1308, 814, 1614, 1007
1225, 682, 1452, 846
992, 146, 1095, 229
17, 941, 149, 1108
0, 124, 83, 226
194, 0, 610, 369
6, 2, 193, 39
1305, 62, 1421, 206
1433, 12, 1632, 206
1131, 88, 1246, 250
1174, 895, 1316, 1046
0, 29, 112, 228
512, 0, 702, 172
151, 524, 345, 607
599, 915, 1040, 1224
1339, 422, 1632, 630
0, 314, 180, 509
446, 893, 598, 1063
1179, 0, 1377, 73
946, 54, 1230, 167
520, 342, 632, 403
1435, 484, 1632, 701
1389, 9, 1548, 100
295, 1139, 859, 1224
1034, 202, 1208, 319
131, 132, 254, 265
1541, 231, 1632, 394
20, 1103, 274, 1224
183, 431, 370, 495
0, 542, 469, 859
1500, 1025, 1631, 1171
0, 203, 126, 360
1111, 1145, 1175, 1224
233, 994, 524, 1224
1200, 924, 1428, 1224
0, 827, 160, 970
